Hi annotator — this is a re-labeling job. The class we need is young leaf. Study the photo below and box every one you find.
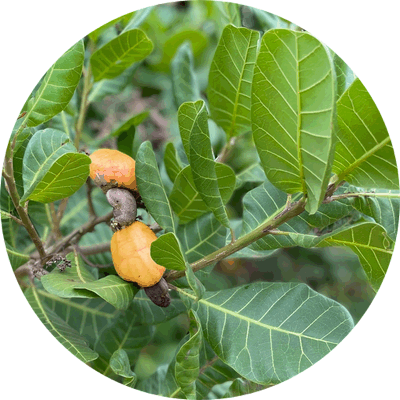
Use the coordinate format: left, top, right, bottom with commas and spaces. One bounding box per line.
110, 349, 137, 387
185, 264, 206, 301
170, 164, 235, 224
171, 41, 200, 108
181, 282, 354, 385
175, 310, 203, 399
252, 29, 336, 214
214, 2, 241, 26
25, 287, 99, 363
21, 129, 90, 203
185, 100, 232, 228
24, 40, 84, 127
150, 232, 186, 271
90, 29, 153, 81
136, 141, 176, 233
208, 25, 259, 137
332, 78, 398, 189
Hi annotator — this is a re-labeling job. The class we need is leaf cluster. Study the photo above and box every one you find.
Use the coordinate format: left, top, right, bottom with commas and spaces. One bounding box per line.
2, 2, 398, 398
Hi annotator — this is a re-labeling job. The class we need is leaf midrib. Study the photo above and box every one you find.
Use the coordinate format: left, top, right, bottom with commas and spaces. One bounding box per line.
180, 289, 339, 345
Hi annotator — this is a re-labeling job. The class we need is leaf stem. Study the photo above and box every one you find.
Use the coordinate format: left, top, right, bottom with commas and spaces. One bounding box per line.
324, 191, 400, 203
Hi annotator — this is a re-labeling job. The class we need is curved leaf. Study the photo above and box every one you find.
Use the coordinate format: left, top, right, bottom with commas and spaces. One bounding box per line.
91, 28, 153, 81
252, 29, 336, 214
186, 100, 232, 227
332, 78, 398, 189
182, 282, 354, 385
110, 349, 137, 387
175, 310, 203, 399
164, 142, 183, 183
25, 40, 84, 127
21, 128, 90, 203
136, 141, 176, 233
208, 25, 259, 137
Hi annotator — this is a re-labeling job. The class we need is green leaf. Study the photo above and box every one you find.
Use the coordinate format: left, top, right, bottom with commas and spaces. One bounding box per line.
121, 6, 154, 33
180, 282, 354, 385
24, 40, 84, 127
25, 286, 99, 363
185, 100, 232, 227
171, 41, 200, 108
350, 188, 399, 241
251, 8, 299, 31
317, 222, 393, 292
185, 264, 206, 301
5, 243, 30, 269
88, 16, 123, 42
208, 25, 259, 137
93, 309, 155, 375
74, 275, 137, 311
214, 2, 241, 26
223, 378, 266, 398
252, 29, 336, 214
164, 142, 184, 183
150, 232, 186, 271
41, 251, 137, 309
332, 78, 398, 189
332, 52, 356, 100
169, 163, 235, 225
175, 310, 203, 400
91, 29, 153, 82
136, 141, 176, 233
21, 129, 90, 203
41, 251, 97, 298
110, 349, 137, 387
235, 163, 266, 189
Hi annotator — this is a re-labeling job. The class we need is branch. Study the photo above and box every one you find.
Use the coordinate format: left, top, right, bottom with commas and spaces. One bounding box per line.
2, 168, 47, 262
324, 191, 400, 203
165, 198, 306, 282
215, 137, 236, 164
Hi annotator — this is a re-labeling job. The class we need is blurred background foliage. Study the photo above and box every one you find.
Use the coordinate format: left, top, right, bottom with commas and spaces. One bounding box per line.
6, 0, 376, 386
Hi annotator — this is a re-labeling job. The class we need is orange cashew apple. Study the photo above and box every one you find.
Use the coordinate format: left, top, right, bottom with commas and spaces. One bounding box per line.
89, 149, 137, 192
110, 221, 165, 287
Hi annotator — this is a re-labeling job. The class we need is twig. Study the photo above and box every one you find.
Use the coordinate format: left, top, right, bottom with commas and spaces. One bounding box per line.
75, 246, 113, 268
324, 191, 400, 203
1, 211, 24, 226
215, 137, 236, 163
86, 178, 97, 218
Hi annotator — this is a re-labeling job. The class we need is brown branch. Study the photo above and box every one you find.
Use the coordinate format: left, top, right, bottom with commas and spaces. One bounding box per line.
86, 178, 97, 218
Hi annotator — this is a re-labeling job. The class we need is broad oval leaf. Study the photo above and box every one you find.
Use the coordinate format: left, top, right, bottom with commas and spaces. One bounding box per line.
252, 29, 336, 214
91, 28, 153, 82
208, 25, 259, 137
332, 78, 399, 189
136, 141, 176, 233
150, 232, 186, 271
170, 163, 235, 225
25, 40, 84, 127
183, 282, 354, 385
21, 128, 90, 203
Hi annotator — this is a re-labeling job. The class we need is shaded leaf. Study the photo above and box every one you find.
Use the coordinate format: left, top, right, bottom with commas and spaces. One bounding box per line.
25, 286, 98, 363
171, 41, 200, 108
164, 142, 184, 183
332, 52, 356, 100
214, 2, 241, 26
121, 6, 154, 33
235, 163, 266, 189
252, 29, 336, 214
208, 25, 259, 137
5, 243, 30, 269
